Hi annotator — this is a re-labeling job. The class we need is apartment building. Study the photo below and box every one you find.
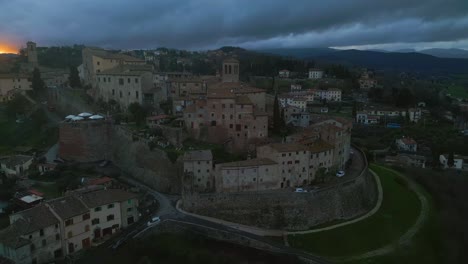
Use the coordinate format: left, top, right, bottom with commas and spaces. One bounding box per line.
215, 158, 279, 192
82, 47, 145, 88
183, 150, 214, 192
308, 68, 324, 79
279, 69, 290, 78
312, 88, 342, 102
283, 105, 310, 127
0, 74, 32, 102
0, 188, 139, 264
257, 143, 312, 187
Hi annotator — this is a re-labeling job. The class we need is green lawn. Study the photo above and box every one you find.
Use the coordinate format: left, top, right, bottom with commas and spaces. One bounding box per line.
447, 85, 468, 99
288, 164, 421, 258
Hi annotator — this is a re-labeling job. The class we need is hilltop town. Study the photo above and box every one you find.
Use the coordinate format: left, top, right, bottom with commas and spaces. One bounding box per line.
1, 42, 468, 264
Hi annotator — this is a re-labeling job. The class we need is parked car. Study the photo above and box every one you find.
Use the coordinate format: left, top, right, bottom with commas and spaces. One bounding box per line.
336, 170, 345, 177
295, 188, 307, 193
147, 216, 161, 226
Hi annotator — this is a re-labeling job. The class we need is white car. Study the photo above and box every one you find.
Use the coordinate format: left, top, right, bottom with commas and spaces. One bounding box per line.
336, 171, 345, 177
147, 216, 161, 226
295, 188, 307, 193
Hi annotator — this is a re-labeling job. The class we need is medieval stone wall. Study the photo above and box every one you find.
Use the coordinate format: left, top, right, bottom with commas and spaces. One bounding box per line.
182, 170, 377, 230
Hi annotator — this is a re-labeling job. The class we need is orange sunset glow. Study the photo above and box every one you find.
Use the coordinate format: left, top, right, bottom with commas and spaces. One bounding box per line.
0, 44, 18, 54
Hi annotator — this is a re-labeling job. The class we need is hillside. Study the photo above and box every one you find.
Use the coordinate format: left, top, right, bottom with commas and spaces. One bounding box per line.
312, 49, 468, 73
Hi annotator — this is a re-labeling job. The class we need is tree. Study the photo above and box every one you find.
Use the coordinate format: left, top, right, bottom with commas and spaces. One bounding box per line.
273, 94, 282, 133
68, 66, 81, 88
448, 152, 455, 167
5, 95, 30, 119
32, 68, 45, 95
352, 102, 357, 117
128, 103, 148, 126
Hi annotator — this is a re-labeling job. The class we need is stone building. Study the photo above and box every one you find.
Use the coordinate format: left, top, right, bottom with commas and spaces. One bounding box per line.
312, 88, 342, 102
81, 47, 145, 88
0, 155, 34, 177
96, 65, 162, 110
215, 158, 279, 192
0, 74, 32, 102
184, 88, 268, 152
257, 143, 312, 187
308, 68, 324, 79
183, 150, 214, 192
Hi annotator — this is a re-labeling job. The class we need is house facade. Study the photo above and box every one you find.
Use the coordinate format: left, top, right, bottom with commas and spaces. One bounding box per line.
183, 150, 214, 192
308, 69, 324, 79
0, 74, 32, 102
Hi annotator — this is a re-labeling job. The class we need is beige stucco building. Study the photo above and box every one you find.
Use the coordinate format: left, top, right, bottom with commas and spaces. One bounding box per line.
96, 65, 162, 110
0, 74, 32, 102
81, 47, 146, 88
0, 188, 139, 264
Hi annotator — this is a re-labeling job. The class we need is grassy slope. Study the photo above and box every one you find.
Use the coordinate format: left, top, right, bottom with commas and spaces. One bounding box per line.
288, 164, 421, 257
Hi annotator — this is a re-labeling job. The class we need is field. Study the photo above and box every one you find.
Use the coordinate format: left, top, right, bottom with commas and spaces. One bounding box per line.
447, 85, 468, 99
288, 165, 424, 260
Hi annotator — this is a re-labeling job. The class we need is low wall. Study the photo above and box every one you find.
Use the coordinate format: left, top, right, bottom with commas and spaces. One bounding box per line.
182, 168, 376, 231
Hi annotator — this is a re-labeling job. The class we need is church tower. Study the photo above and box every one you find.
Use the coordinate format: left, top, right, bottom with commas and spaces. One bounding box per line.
222, 58, 239, 83
26, 41, 38, 69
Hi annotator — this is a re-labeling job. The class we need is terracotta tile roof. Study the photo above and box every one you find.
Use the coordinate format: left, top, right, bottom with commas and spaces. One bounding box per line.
206, 88, 236, 99
223, 58, 239, 63
235, 95, 253, 105
77, 189, 138, 209
308, 139, 334, 153
184, 150, 213, 161
98, 65, 153, 76
208, 82, 265, 94
10, 204, 59, 234
146, 115, 170, 121
87, 177, 113, 186
0, 222, 31, 249
266, 143, 309, 152
219, 158, 277, 168
47, 195, 88, 220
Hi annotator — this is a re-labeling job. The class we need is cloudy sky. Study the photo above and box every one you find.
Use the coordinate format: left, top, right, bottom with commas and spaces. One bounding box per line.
1, 0, 468, 51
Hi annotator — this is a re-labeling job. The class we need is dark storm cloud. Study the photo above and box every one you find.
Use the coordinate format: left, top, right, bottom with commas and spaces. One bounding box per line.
1, 0, 468, 49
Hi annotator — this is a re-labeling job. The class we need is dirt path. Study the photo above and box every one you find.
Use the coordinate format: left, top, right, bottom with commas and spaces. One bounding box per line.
342, 166, 430, 262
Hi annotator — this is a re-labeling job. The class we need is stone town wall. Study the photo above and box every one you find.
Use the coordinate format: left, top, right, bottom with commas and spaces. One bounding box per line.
182, 170, 377, 231
111, 126, 183, 194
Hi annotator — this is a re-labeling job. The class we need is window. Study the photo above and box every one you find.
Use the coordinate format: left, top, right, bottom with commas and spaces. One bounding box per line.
238, 114, 241, 119
128, 78, 131, 83
112, 89, 115, 95
212, 104, 216, 109
222, 104, 225, 108
92, 218, 100, 225
108, 204, 114, 209
85, 225, 90, 232
98, 77, 100, 82
108, 77, 110, 82
135, 78, 139, 83
40, 229, 44, 236
119, 91, 122, 98
107, 215, 115, 221
136, 91, 139, 99
97, 61, 100, 66
206, 161, 209, 164
253, 178, 256, 182
95, 207, 102, 212
42, 239, 46, 246
31, 244, 36, 252
229, 124, 233, 128
68, 231, 73, 238
65, 219, 73, 226
83, 213, 90, 220
119, 78, 124, 85
56, 234, 60, 241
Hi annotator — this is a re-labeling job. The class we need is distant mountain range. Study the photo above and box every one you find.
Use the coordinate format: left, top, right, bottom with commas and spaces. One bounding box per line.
257, 47, 468, 73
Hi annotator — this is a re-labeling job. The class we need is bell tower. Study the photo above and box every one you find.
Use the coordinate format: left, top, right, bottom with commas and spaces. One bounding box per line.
26, 41, 38, 69
222, 58, 239, 83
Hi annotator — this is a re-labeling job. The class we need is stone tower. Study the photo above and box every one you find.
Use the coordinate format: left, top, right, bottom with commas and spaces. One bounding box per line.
222, 58, 239, 83
26, 41, 38, 69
